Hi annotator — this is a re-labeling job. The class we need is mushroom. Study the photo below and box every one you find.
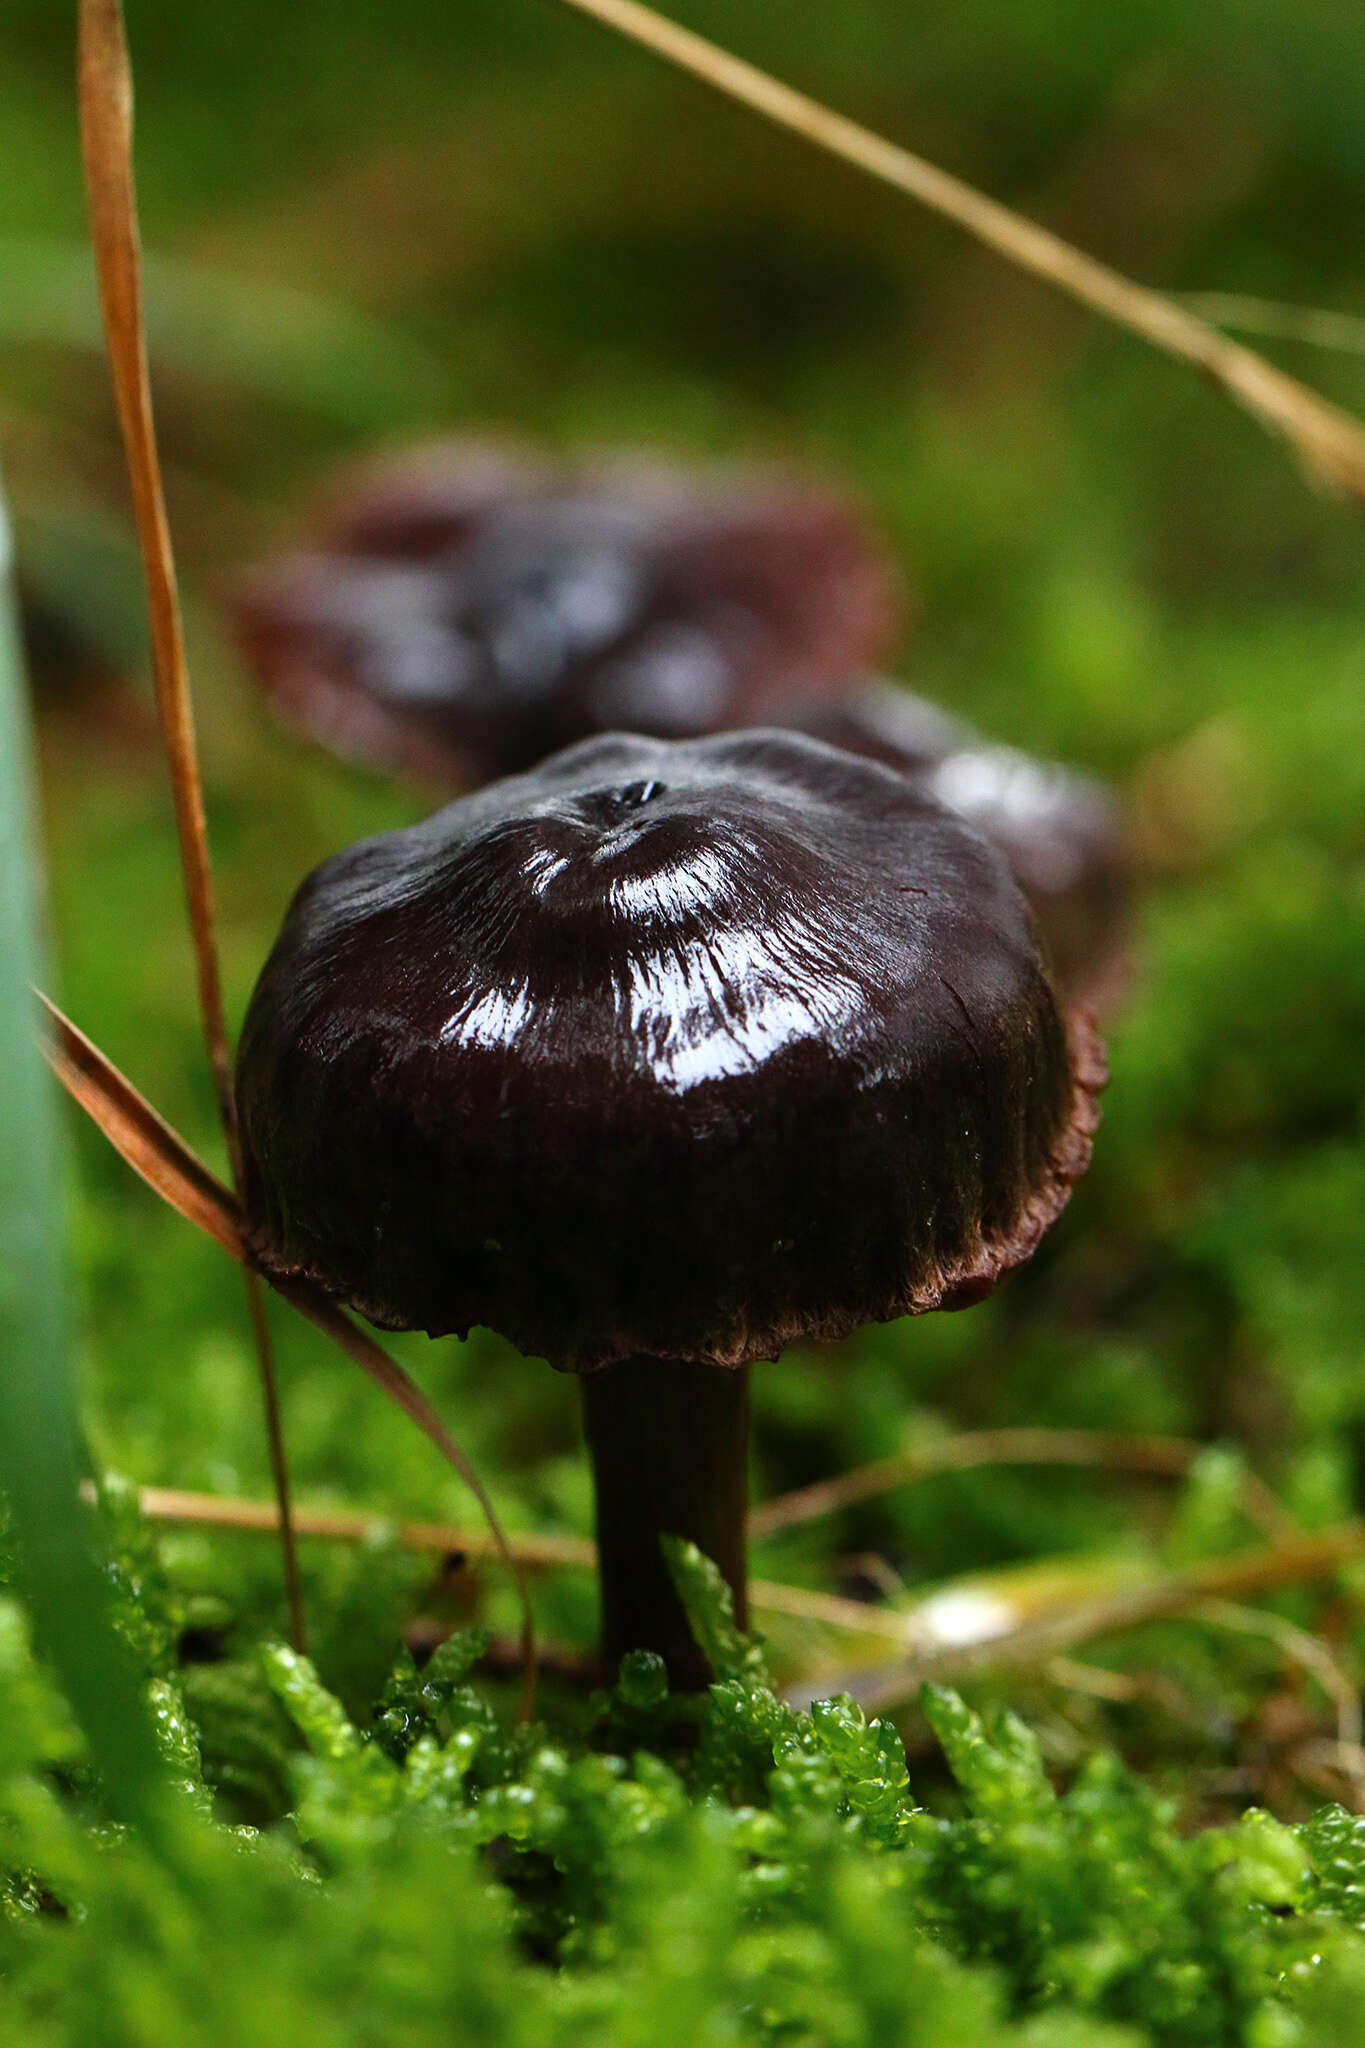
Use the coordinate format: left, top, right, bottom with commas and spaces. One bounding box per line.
230, 443, 901, 787
236, 729, 1104, 1687
228, 446, 1128, 1006
789, 680, 1130, 1010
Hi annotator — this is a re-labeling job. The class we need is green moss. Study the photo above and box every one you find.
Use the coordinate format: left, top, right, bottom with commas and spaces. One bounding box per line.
8, 1547, 1365, 2044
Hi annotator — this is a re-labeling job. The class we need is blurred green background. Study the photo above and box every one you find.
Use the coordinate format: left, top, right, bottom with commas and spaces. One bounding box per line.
5, 0, 1365, 1794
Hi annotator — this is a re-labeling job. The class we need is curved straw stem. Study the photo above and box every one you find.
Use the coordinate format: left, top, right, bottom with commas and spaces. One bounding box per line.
751, 1428, 1292, 1542
552, 0, 1365, 504
108, 1480, 1365, 1722
1188, 1599, 1361, 1751
802, 1518, 1365, 1715
86, 1484, 918, 1646
38, 992, 538, 1716
76, 0, 303, 1646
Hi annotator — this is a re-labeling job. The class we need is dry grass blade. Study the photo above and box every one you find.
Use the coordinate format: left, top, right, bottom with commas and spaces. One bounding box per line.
553, 0, 1365, 504
101, 1485, 924, 1646
77, 0, 305, 1647
751, 1427, 1292, 1541
747, 1578, 920, 1642
39, 991, 538, 1712
38, 991, 242, 1255
1043, 1657, 1146, 1706
94, 1485, 598, 1572
807, 1519, 1365, 1714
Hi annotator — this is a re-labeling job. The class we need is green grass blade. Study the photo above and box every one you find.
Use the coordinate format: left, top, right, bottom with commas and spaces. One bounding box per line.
0, 466, 168, 1833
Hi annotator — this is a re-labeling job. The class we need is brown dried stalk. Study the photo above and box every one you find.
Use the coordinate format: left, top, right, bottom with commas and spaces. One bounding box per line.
40, 992, 538, 1710
40, 991, 241, 1254
552, 0, 1365, 504
76, 0, 303, 1645
87, 1483, 924, 1647
86, 1480, 1365, 1706
803, 1519, 1365, 1715
751, 1428, 1292, 1542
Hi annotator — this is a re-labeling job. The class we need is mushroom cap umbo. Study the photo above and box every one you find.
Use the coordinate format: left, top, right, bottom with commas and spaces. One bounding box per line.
229, 444, 901, 787
790, 681, 1130, 1008
236, 730, 1104, 1373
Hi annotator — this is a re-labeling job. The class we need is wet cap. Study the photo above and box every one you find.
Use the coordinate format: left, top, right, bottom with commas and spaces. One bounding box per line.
230, 446, 900, 786
237, 729, 1103, 1373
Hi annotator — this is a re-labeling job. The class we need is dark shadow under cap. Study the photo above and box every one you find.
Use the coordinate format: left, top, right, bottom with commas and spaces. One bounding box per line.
237, 729, 1103, 1372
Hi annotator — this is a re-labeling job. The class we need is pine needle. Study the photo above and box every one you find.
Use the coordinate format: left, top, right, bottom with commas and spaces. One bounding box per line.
551, 0, 1365, 504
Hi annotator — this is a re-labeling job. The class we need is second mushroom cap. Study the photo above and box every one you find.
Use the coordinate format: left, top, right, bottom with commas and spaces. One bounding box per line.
230, 447, 900, 786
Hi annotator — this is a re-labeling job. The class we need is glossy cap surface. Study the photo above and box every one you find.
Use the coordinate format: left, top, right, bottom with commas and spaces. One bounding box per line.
237, 730, 1102, 1370
230, 445, 900, 786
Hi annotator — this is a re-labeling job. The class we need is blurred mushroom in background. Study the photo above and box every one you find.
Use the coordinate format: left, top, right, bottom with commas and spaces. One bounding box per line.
230, 441, 1131, 1005
230, 441, 902, 786
791, 680, 1131, 1010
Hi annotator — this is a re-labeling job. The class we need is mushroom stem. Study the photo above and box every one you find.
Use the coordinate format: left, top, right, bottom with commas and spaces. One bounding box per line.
580, 1358, 750, 1688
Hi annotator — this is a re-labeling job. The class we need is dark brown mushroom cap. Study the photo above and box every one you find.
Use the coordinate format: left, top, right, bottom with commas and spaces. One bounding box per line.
229, 446, 900, 787
236, 729, 1103, 1372
791, 681, 1130, 1008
